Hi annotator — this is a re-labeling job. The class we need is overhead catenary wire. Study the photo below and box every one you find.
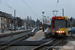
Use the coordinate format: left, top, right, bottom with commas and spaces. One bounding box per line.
41, 0, 53, 16
23, 0, 39, 17
55, 0, 59, 9
57, 0, 59, 3
41, 0, 48, 14
5, 0, 13, 12
53, 0, 59, 16
0, 1, 27, 16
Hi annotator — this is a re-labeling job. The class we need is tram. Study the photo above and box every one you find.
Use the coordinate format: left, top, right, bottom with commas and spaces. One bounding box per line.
51, 16, 68, 37
45, 16, 68, 37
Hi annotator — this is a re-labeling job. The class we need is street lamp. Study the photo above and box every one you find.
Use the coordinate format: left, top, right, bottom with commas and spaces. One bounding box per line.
52, 10, 58, 16
42, 12, 45, 24
14, 10, 16, 31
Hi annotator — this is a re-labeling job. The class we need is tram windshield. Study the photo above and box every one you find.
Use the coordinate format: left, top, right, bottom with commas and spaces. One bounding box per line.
53, 20, 67, 28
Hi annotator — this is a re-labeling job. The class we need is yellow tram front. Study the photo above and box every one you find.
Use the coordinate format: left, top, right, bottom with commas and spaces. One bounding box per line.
51, 16, 68, 37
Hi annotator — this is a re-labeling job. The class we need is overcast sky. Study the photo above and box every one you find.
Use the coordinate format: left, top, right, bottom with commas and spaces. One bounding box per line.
0, 0, 75, 21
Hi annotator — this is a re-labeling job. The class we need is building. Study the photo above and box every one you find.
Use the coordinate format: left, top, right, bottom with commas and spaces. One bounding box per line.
0, 11, 14, 30
16, 17, 23, 27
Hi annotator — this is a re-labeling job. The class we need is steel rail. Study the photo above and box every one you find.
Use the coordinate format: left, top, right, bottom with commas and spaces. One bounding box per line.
0, 32, 32, 50
0, 29, 32, 38
0, 28, 37, 44
32, 38, 56, 50
0, 33, 30, 44
46, 39, 63, 50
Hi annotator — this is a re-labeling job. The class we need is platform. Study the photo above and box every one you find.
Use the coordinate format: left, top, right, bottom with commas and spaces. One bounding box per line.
28, 30, 44, 41
0, 29, 31, 37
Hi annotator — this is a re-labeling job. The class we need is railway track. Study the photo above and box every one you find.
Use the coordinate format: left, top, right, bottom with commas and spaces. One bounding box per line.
46, 39, 63, 50
0, 31, 35, 50
0, 29, 32, 38
32, 38, 63, 50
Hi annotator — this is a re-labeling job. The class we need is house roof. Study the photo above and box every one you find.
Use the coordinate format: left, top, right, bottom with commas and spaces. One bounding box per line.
0, 11, 13, 19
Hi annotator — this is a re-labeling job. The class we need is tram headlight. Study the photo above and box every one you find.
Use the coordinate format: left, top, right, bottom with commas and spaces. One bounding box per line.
56, 31, 65, 33
61, 31, 62, 33
63, 31, 65, 33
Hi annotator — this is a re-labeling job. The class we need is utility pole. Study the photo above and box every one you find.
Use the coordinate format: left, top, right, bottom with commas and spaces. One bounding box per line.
62, 8, 64, 16
1, 17, 2, 33
26, 20, 27, 30
30, 16, 32, 29
37, 18, 38, 29
42, 12, 45, 32
70, 17, 73, 36
1, 17, 4, 33
26, 20, 28, 30
24, 18, 25, 30
14, 10, 16, 31
44, 16, 47, 29
11, 20, 13, 37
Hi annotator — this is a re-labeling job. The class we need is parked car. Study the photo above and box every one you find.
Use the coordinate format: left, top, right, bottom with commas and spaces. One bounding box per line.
21, 26, 25, 29
28, 27, 30, 29
16, 27, 18, 30
18, 27, 21, 30
31, 27, 33, 29
7, 28, 9, 30
8, 26, 15, 30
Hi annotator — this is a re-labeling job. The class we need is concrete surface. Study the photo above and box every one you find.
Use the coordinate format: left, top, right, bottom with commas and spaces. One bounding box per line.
60, 41, 75, 50
59, 36, 75, 50
28, 30, 44, 41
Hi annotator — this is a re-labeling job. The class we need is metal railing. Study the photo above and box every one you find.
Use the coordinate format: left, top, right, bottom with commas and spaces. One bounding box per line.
44, 28, 48, 33
44, 28, 51, 38
31, 28, 36, 36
